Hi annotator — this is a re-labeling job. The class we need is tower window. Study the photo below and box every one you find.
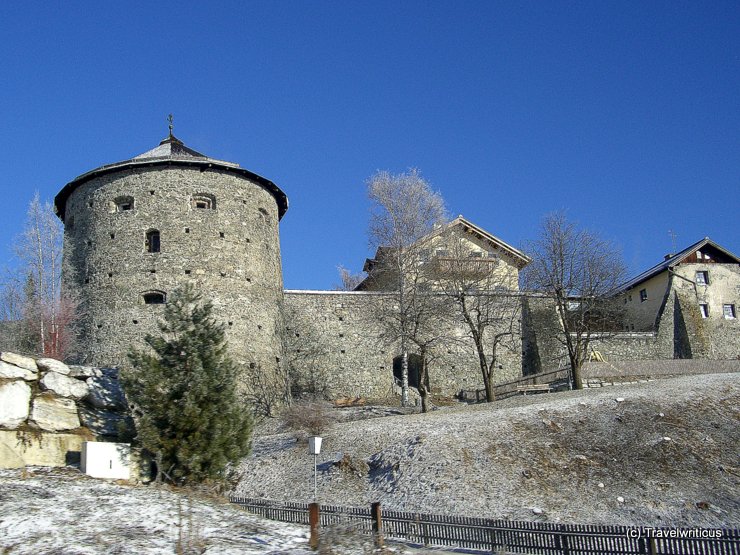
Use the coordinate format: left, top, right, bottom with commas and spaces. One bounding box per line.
143, 291, 166, 304
111, 196, 135, 213
145, 230, 160, 253
191, 193, 216, 210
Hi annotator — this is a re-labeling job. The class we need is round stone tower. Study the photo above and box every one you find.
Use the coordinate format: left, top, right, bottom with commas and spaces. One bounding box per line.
54, 131, 288, 379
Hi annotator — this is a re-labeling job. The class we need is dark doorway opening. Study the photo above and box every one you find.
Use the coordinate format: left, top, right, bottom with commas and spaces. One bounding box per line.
392, 353, 423, 390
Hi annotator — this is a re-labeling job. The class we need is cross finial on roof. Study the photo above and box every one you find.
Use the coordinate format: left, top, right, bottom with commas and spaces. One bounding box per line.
167, 114, 174, 137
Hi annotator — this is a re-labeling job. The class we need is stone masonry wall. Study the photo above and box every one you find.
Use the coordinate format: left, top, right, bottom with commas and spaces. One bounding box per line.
283, 290, 522, 401
62, 166, 285, 379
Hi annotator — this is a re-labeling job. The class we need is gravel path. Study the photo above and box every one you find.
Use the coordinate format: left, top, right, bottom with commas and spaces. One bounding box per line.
234, 373, 740, 528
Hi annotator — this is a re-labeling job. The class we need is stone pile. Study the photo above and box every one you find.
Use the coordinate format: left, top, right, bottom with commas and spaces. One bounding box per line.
0, 352, 132, 438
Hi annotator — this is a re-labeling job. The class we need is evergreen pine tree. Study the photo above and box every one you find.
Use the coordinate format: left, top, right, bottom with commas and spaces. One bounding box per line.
123, 284, 252, 484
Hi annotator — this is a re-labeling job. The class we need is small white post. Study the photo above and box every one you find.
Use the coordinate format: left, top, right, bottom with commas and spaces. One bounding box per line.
308, 436, 322, 503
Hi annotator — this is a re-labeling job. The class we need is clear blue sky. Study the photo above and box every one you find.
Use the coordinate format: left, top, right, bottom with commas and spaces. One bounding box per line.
1, 1, 737, 289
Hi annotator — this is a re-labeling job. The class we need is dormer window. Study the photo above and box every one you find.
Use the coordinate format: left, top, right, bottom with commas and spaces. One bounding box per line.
191, 193, 216, 210
145, 229, 160, 253
143, 291, 166, 305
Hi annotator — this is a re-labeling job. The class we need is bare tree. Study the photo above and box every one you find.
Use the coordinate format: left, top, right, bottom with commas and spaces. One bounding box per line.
2, 193, 79, 359
433, 233, 524, 402
333, 265, 366, 291
522, 212, 626, 389
366, 169, 447, 407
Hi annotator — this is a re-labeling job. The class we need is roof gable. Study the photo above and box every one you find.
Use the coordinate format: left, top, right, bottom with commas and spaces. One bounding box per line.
616, 237, 740, 292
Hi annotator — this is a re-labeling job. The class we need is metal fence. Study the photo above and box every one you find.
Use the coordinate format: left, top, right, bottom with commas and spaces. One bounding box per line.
230, 496, 740, 554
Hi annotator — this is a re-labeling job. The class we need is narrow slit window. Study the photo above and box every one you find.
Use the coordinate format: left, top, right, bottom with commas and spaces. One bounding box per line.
145, 230, 160, 253
639, 289, 648, 302
699, 303, 709, 318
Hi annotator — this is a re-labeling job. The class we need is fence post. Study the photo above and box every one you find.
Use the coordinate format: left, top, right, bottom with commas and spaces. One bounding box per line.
371, 502, 384, 548
309, 502, 320, 550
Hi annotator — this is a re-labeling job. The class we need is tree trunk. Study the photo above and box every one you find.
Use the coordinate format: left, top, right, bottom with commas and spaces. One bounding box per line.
400, 347, 410, 407
419, 350, 430, 413
155, 451, 163, 484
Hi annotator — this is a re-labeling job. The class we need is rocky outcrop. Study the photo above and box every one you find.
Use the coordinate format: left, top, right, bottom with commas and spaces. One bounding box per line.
0, 360, 37, 381
41, 371, 89, 400
85, 372, 127, 411
0, 352, 38, 373
0, 381, 32, 428
68, 365, 103, 379
31, 396, 81, 432
36, 358, 71, 376
0, 352, 130, 441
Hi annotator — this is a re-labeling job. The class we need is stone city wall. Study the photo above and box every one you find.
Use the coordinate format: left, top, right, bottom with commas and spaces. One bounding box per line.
283, 290, 523, 402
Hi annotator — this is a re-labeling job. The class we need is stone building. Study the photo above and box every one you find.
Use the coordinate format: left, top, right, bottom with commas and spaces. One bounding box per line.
54, 131, 288, 381
614, 238, 739, 359
54, 133, 739, 404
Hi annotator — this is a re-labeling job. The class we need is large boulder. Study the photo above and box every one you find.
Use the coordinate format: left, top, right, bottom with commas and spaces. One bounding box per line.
85, 375, 127, 411
30, 396, 80, 432
0, 352, 38, 373
79, 406, 134, 438
68, 365, 103, 379
0, 360, 37, 381
0, 381, 32, 428
36, 358, 71, 376
40, 371, 89, 400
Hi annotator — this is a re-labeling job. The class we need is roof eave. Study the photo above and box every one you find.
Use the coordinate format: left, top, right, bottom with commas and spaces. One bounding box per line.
54, 157, 288, 222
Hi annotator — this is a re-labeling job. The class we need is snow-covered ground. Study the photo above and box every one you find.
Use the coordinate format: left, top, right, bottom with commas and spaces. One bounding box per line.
235, 373, 740, 528
0, 467, 434, 554
0, 467, 315, 554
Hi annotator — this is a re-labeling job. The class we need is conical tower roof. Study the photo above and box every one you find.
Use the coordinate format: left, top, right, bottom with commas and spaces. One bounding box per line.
55, 134, 288, 221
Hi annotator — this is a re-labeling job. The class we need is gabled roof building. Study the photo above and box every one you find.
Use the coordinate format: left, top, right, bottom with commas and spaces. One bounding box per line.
615, 238, 739, 359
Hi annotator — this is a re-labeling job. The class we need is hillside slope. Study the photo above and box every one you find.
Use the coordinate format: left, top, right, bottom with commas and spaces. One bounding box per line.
234, 373, 739, 527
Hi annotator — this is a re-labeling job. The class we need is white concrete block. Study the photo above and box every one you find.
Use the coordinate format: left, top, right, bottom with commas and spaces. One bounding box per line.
81, 441, 131, 480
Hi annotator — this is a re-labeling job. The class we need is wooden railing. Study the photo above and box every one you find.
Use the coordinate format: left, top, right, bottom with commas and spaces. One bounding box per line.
231, 497, 739, 554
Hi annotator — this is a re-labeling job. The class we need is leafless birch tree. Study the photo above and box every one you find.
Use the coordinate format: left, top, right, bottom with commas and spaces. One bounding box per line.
366, 169, 447, 406
522, 212, 626, 389
2, 193, 79, 359
333, 264, 366, 291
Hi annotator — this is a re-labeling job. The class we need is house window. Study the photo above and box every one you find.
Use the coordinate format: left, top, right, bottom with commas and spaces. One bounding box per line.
723, 304, 736, 319
699, 304, 709, 318
145, 230, 160, 253
143, 291, 166, 304
111, 196, 135, 213
695, 271, 709, 285
191, 193, 216, 210
639, 289, 648, 302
